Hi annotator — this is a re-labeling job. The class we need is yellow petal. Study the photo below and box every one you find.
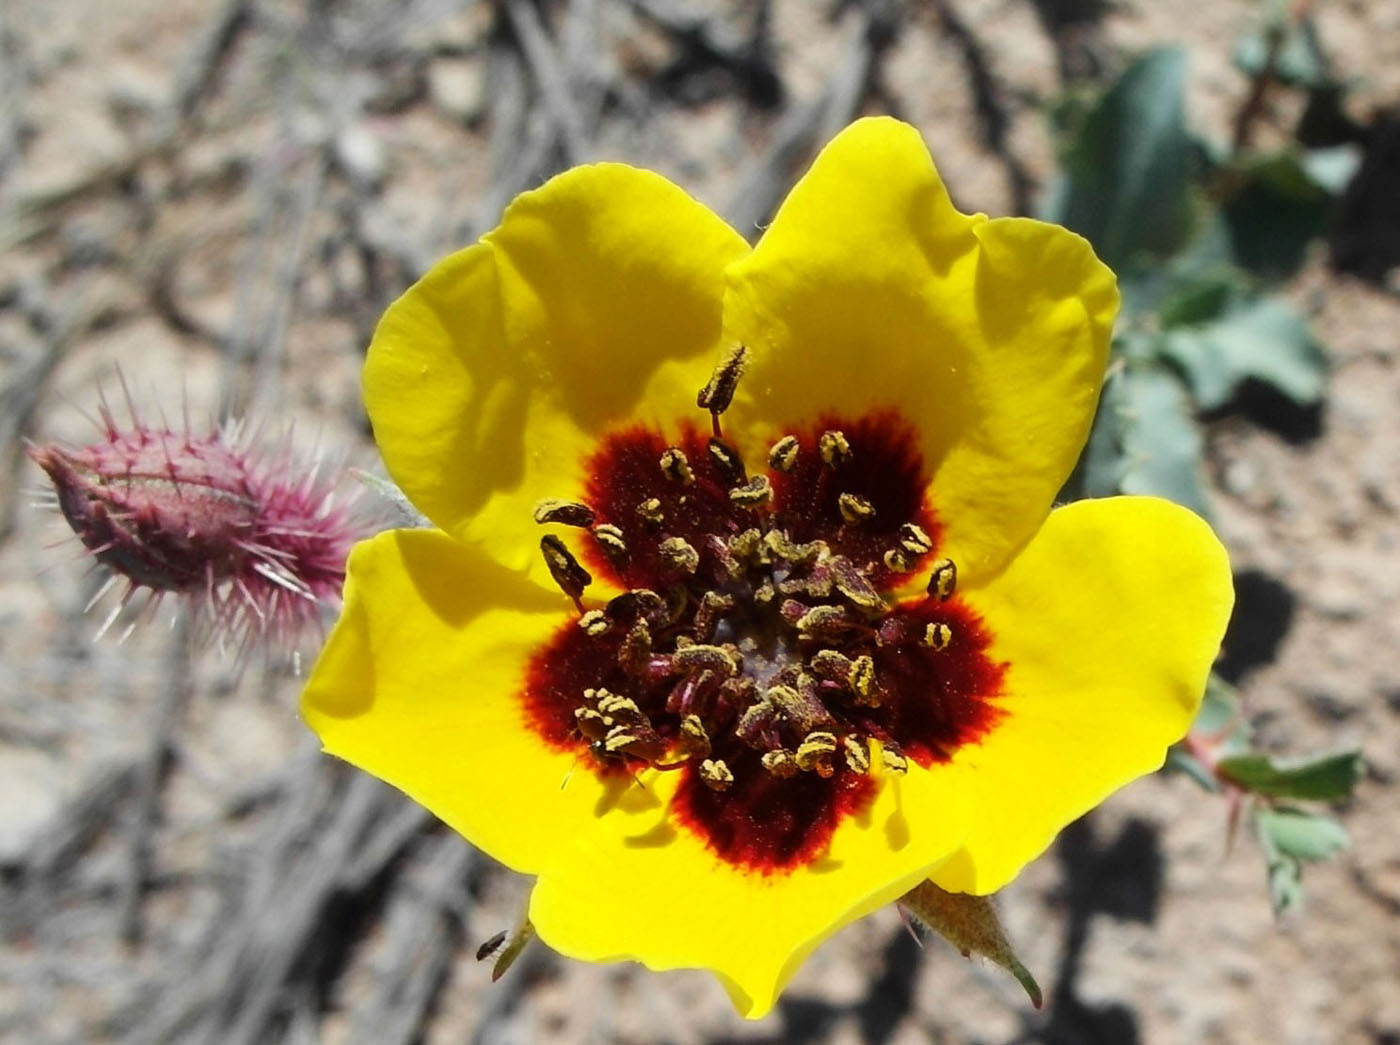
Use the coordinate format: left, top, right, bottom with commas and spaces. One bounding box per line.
529, 756, 971, 1019
930, 496, 1234, 895
365, 165, 749, 589
300, 528, 638, 876
723, 117, 1119, 585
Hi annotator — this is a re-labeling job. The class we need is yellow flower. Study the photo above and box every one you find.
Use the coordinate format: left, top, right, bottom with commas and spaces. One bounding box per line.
300, 118, 1233, 1018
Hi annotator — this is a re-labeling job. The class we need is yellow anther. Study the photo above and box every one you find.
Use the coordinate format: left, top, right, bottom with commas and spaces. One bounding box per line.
881, 745, 908, 775
923, 622, 952, 650
540, 535, 591, 601
899, 522, 933, 555
658, 536, 700, 574
728, 528, 764, 561
707, 438, 745, 483
696, 344, 748, 416
847, 654, 875, 699
810, 648, 853, 679
729, 474, 773, 509
699, 758, 734, 791
831, 557, 885, 610
767, 434, 800, 473
659, 447, 694, 485
838, 492, 876, 523
673, 643, 738, 677
796, 603, 848, 636
927, 557, 957, 600
818, 430, 851, 468
592, 523, 629, 566
843, 735, 871, 774
532, 499, 596, 528
884, 548, 914, 573
680, 714, 711, 757
761, 749, 800, 778
578, 609, 611, 637
754, 578, 776, 604
795, 731, 838, 777
618, 620, 652, 674
636, 497, 665, 525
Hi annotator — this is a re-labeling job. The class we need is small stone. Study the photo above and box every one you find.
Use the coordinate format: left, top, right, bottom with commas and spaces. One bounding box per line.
333, 123, 386, 188
427, 58, 487, 122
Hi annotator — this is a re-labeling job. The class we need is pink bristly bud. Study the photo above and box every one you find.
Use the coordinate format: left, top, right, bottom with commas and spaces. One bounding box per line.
29, 410, 367, 654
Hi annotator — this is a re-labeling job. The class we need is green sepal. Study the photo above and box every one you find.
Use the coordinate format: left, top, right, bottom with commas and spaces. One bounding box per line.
1217, 750, 1363, 802
899, 881, 1043, 1008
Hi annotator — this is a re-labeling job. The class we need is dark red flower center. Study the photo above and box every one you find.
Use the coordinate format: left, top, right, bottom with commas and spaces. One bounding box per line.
522, 361, 1004, 874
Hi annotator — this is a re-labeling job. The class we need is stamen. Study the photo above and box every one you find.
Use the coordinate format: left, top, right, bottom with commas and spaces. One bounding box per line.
882, 743, 909, 775
766, 683, 836, 733
761, 749, 800, 778
699, 758, 735, 791
923, 622, 952, 650
791, 602, 852, 639
658, 536, 700, 574
795, 732, 838, 777
636, 497, 665, 526
729, 475, 773, 509
619, 620, 653, 675
829, 557, 886, 611
843, 736, 871, 774
728, 528, 764, 563
764, 529, 827, 565
767, 435, 799, 472
658, 447, 694, 485
673, 643, 739, 677
606, 588, 666, 626
533, 499, 596, 528
898, 522, 933, 555
847, 654, 876, 701
707, 438, 745, 484
540, 535, 591, 607
883, 548, 914, 573
592, 524, 629, 568
809, 648, 853, 683
680, 714, 711, 757
927, 557, 957, 600
578, 609, 611, 637
837, 492, 875, 523
696, 344, 748, 418
819, 430, 852, 468
693, 591, 734, 638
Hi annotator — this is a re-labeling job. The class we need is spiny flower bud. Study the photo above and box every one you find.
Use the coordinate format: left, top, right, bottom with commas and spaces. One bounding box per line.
29, 406, 367, 653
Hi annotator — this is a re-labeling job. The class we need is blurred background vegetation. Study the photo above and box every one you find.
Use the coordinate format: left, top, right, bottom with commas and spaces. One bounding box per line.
1, 0, 1396, 1041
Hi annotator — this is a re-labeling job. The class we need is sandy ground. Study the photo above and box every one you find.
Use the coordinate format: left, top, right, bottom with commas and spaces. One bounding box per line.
1, 0, 1398, 1042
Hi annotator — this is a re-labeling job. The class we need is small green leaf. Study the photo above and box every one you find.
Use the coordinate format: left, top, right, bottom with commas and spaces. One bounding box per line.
1042, 48, 1194, 268
1265, 851, 1305, 916
1218, 750, 1363, 801
1166, 746, 1221, 793
1193, 674, 1248, 747
1161, 298, 1327, 409
1221, 151, 1342, 278
1257, 808, 1350, 862
1116, 363, 1210, 516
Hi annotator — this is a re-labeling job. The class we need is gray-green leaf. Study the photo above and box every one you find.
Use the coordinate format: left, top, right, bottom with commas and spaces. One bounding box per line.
1218, 750, 1363, 801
